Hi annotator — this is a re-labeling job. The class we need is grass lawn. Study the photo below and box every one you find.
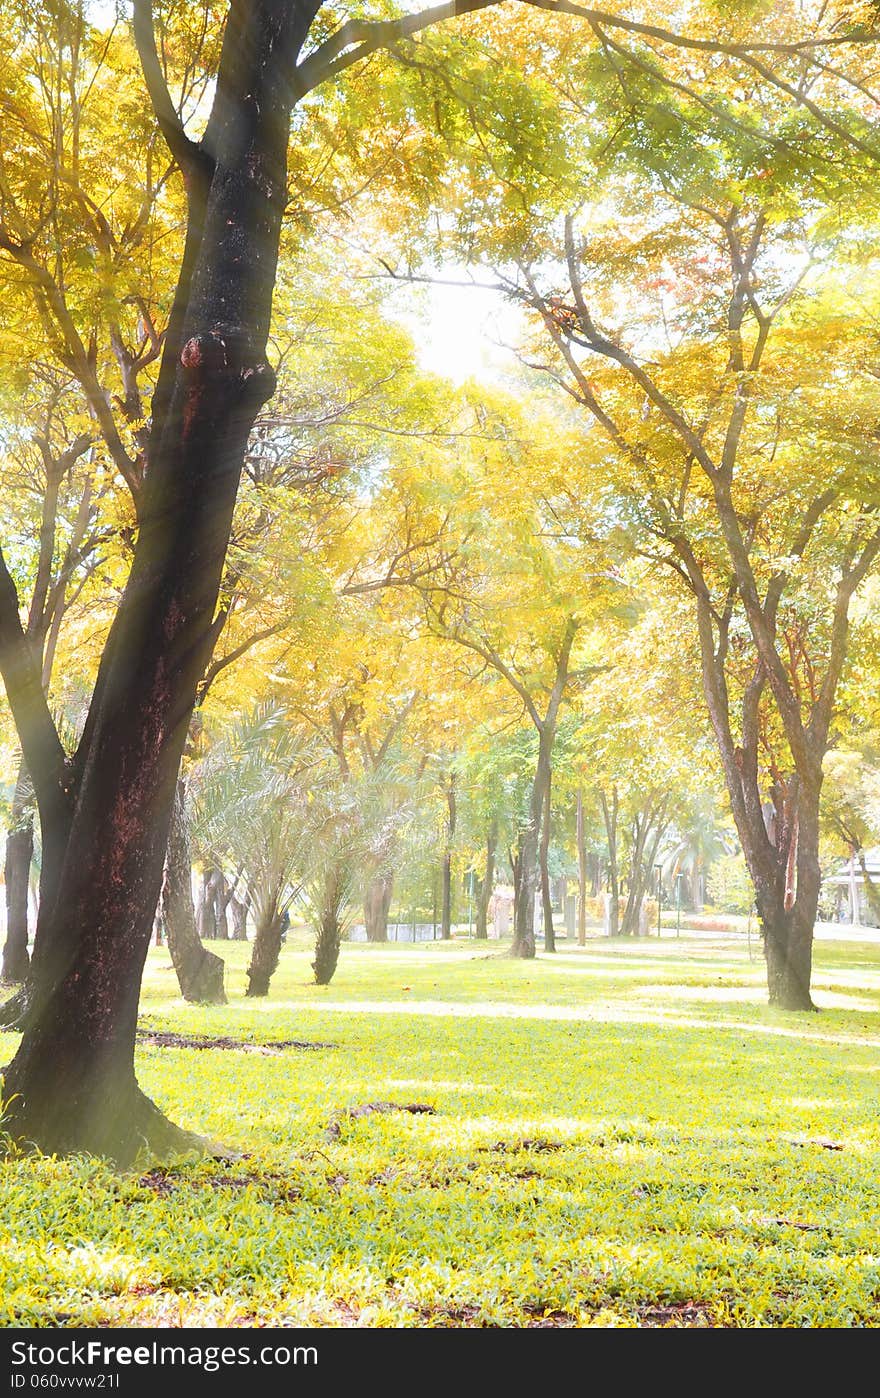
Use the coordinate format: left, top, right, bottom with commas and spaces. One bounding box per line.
2, 931, 880, 1328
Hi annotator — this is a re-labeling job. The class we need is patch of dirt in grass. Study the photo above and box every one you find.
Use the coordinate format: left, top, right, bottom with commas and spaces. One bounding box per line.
480, 1137, 564, 1154
790, 1136, 845, 1152
522, 1302, 579, 1327
137, 1030, 335, 1054
634, 1299, 717, 1327
138, 1169, 178, 1196
325, 1101, 436, 1140
417, 1301, 579, 1328
418, 1303, 485, 1327
137, 1166, 300, 1203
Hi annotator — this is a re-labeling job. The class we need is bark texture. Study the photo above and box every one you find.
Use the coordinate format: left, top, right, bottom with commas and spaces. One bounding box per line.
2, 822, 33, 983
246, 900, 285, 998
0, 0, 313, 1160
312, 863, 347, 986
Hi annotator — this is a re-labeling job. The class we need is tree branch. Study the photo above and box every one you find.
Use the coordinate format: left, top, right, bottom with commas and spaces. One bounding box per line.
132, 0, 213, 181
0, 543, 70, 824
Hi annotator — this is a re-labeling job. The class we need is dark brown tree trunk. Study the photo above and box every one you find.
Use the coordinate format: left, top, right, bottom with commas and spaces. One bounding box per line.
752, 796, 820, 1011
761, 904, 815, 1010
576, 788, 587, 947
364, 871, 393, 942
2, 800, 33, 983
540, 771, 555, 952
246, 897, 285, 998
440, 774, 456, 940
511, 819, 537, 958
474, 824, 497, 940
162, 783, 226, 1003
0, 0, 305, 1160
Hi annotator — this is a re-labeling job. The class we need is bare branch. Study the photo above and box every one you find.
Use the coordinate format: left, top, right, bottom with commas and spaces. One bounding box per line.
0, 543, 70, 824
132, 0, 212, 181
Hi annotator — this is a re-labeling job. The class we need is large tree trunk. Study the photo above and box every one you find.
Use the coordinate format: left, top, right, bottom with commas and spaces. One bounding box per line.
761, 798, 820, 1011
364, 870, 393, 943
162, 783, 226, 1003
0, 0, 296, 1161
761, 901, 816, 1010
2, 764, 33, 982
474, 824, 497, 940
540, 770, 555, 952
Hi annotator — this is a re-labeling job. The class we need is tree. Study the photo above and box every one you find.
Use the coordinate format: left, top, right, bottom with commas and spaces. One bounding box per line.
4, 0, 580, 1160
0, 375, 96, 982
522, 204, 880, 1003
160, 778, 226, 1003
2, 0, 873, 1157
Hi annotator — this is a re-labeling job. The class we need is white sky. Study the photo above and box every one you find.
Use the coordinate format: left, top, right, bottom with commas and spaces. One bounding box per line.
389, 274, 526, 385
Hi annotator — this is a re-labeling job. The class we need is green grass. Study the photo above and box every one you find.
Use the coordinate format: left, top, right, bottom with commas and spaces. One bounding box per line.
2, 931, 880, 1328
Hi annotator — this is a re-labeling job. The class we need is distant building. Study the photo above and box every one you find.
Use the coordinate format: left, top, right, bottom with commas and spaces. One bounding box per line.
823, 849, 880, 927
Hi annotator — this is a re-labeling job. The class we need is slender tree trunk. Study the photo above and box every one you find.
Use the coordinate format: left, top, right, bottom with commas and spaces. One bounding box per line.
512, 731, 555, 959
2, 761, 33, 982
440, 774, 456, 940
364, 870, 393, 942
621, 798, 668, 936
162, 782, 225, 1003
576, 788, 587, 947
229, 895, 249, 940
510, 845, 524, 944
511, 823, 538, 958
600, 787, 619, 938
212, 870, 230, 939
196, 870, 217, 941
540, 770, 555, 952
474, 824, 497, 940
